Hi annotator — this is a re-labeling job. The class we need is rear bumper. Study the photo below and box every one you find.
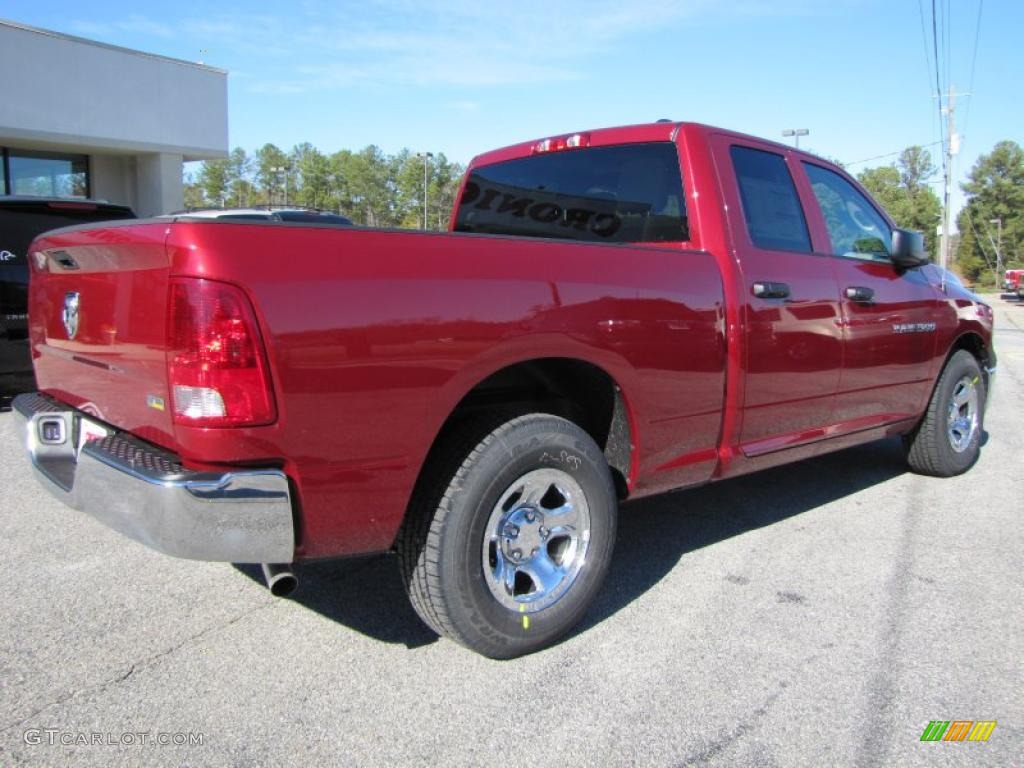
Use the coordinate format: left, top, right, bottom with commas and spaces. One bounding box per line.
13, 393, 295, 563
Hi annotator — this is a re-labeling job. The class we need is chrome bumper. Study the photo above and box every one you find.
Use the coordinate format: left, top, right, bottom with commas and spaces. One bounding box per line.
13, 393, 295, 563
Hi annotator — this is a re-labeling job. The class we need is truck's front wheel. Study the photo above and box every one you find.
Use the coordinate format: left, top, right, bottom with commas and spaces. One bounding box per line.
904, 349, 986, 476
398, 414, 617, 658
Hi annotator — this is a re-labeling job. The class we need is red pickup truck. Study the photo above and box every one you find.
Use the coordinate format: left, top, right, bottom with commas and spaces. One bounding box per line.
13, 122, 995, 658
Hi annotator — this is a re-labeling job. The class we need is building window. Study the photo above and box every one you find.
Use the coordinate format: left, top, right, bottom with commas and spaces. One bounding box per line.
2, 149, 90, 198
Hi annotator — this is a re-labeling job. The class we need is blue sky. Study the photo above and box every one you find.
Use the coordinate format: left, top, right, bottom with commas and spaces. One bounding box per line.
6, 0, 1022, 213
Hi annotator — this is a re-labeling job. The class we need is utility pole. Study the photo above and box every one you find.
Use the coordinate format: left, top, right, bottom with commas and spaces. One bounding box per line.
938, 85, 967, 276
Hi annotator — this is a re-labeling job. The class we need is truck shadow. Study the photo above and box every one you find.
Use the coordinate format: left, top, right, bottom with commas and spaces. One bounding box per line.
235, 436, 912, 652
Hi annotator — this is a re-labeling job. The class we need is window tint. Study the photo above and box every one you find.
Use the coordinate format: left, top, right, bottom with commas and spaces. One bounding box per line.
454, 143, 687, 243
0, 203, 135, 314
0, 206, 135, 263
803, 163, 892, 260
730, 146, 811, 252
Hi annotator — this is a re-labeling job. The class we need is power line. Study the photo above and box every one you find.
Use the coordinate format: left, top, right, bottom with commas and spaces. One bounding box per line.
966, 0, 984, 96
931, 0, 943, 103
915, 0, 935, 94
944, 0, 952, 99
961, 0, 984, 146
930, 0, 954, 234
843, 141, 943, 168
965, 210, 997, 275
916, 0, 940, 146
930, 0, 947, 168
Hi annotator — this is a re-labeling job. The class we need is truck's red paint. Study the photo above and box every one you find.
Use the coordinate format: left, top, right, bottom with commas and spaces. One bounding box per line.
26, 122, 994, 561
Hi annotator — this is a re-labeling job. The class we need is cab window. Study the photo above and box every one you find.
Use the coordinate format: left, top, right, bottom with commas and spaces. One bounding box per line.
803, 163, 892, 260
730, 146, 811, 253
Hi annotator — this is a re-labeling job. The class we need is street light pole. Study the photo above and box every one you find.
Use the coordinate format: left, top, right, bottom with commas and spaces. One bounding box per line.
270, 165, 290, 207
782, 128, 809, 149
417, 152, 433, 229
269, 165, 287, 207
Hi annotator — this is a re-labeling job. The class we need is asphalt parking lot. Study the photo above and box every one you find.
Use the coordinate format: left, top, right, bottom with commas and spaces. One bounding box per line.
1, 297, 1021, 768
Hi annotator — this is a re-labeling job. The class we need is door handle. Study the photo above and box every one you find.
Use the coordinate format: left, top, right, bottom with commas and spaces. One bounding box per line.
845, 286, 875, 304
752, 281, 791, 299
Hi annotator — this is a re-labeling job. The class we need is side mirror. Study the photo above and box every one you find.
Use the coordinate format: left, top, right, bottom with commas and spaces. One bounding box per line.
891, 228, 928, 269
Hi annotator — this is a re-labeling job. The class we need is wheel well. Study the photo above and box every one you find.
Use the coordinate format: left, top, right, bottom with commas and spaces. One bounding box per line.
949, 332, 992, 389
428, 358, 632, 499
950, 332, 988, 365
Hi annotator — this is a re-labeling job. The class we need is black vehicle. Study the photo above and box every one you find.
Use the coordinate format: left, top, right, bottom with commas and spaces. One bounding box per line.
0, 197, 135, 402
171, 206, 354, 226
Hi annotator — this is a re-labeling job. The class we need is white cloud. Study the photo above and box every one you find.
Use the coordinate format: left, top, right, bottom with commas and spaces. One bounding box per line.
234, 0, 704, 92
69, 0, 866, 93
449, 100, 482, 113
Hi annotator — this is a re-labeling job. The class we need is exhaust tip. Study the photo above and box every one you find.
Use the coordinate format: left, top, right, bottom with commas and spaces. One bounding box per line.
261, 563, 297, 597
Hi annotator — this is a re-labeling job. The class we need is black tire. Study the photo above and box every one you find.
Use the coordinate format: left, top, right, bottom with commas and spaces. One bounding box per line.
397, 413, 617, 659
904, 349, 986, 476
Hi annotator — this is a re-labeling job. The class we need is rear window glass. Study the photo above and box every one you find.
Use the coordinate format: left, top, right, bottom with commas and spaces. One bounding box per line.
454, 143, 687, 243
730, 146, 811, 253
0, 206, 135, 261
0, 205, 134, 310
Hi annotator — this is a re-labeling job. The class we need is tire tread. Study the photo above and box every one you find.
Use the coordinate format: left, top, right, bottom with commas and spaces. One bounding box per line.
397, 412, 525, 643
905, 349, 984, 477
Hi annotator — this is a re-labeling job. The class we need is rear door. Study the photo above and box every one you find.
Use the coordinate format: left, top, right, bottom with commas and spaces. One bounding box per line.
799, 161, 940, 427
711, 136, 843, 456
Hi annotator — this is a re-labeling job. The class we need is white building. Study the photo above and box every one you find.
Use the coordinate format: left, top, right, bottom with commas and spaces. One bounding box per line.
0, 18, 227, 216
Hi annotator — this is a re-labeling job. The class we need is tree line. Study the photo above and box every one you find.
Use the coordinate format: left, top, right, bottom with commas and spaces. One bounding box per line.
855, 139, 1023, 288
186, 138, 1024, 287
954, 141, 1024, 286
184, 143, 465, 230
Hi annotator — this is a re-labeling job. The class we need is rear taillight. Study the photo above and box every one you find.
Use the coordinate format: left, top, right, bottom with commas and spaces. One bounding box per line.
167, 278, 276, 427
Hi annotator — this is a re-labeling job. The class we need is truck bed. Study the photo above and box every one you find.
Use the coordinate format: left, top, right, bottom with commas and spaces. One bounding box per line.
29, 218, 726, 557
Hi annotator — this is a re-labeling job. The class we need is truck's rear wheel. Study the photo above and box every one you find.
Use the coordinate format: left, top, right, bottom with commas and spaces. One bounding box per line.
398, 413, 617, 658
904, 349, 986, 476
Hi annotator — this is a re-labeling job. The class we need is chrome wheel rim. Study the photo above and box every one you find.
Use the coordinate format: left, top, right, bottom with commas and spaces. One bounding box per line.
947, 375, 980, 453
482, 468, 591, 613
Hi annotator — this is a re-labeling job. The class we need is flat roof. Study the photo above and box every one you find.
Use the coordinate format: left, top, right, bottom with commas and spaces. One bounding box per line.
0, 17, 227, 74
0, 18, 228, 158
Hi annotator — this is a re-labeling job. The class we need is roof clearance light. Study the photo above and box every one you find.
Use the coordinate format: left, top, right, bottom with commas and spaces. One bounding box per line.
532, 133, 591, 154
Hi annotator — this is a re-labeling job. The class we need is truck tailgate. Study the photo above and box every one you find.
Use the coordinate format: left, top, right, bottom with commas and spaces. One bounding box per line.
28, 222, 175, 447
